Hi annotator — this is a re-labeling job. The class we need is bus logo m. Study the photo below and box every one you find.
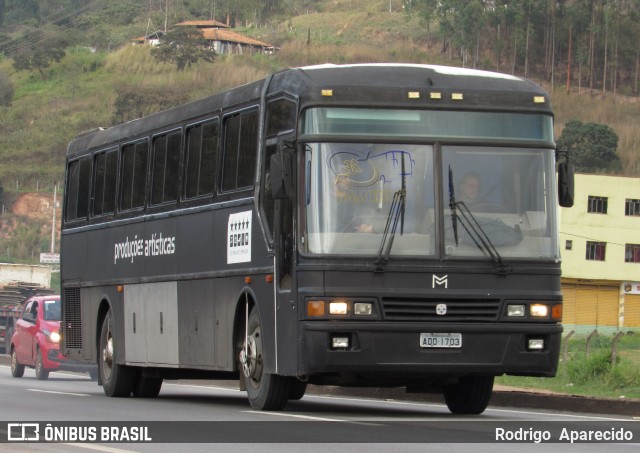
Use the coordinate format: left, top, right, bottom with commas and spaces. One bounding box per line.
432, 274, 448, 289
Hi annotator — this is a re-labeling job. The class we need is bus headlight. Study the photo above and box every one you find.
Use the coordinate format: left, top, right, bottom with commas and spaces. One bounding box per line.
507, 304, 526, 317
354, 302, 372, 316
530, 304, 549, 318
329, 301, 348, 315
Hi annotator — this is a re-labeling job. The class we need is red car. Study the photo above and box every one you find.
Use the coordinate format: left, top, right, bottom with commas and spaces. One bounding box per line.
10, 295, 97, 380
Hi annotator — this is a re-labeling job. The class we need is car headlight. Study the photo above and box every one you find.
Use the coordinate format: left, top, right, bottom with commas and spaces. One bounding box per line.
43, 329, 61, 344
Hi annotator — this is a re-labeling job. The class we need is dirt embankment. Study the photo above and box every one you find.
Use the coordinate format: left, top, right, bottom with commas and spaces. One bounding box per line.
1, 193, 62, 240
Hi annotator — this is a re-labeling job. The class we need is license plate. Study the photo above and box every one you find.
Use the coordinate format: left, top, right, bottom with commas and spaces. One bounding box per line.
420, 333, 462, 348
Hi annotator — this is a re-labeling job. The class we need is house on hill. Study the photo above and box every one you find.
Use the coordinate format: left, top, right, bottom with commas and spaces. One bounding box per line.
132, 19, 274, 54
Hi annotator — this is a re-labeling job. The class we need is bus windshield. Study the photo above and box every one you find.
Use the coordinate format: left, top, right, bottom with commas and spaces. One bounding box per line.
304, 143, 558, 260
304, 142, 436, 257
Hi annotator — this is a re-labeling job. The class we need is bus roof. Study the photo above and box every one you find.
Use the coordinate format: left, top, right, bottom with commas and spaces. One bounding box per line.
67, 63, 551, 157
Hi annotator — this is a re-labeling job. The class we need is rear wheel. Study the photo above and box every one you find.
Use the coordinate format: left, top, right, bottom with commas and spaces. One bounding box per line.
288, 380, 308, 401
35, 349, 49, 380
133, 374, 163, 398
240, 308, 292, 410
99, 310, 136, 397
443, 375, 494, 415
10, 347, 24, 378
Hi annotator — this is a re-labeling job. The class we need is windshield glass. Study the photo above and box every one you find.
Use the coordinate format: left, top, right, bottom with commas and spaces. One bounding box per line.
43, 298, 61, 321
443, 146, 558, 259
304, 143, 435, 256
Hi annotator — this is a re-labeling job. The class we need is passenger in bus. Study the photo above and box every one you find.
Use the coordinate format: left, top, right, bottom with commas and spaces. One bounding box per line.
458, 172, 482, 206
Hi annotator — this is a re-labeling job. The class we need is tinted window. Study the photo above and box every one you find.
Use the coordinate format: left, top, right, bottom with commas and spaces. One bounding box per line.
151, 131, 181, 205
65, 157, 91, 222
120, 140, 149, 210
185, 120, 218, 198
92, 148, 117, 216
222, 109, 258, 191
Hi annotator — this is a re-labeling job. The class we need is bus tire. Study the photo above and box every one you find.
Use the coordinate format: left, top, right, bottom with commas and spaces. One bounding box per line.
443, 375, 494, 415
241, 308, 291, 410
35, 348, 50, 380
289, 380, 307, 401
11, 347, 25, 378
133, 375, 163, 398
99, 310, 136, 397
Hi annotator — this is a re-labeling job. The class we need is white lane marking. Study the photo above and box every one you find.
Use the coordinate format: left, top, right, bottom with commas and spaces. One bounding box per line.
241, 410, 345, 422
61, 444, 138, 453
241, 410, 383, 426
27, 388, 89, 397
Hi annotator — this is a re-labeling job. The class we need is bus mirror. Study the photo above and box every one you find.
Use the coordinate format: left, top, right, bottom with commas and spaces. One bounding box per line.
557, 162, 574, 208
270, 151, 292, 199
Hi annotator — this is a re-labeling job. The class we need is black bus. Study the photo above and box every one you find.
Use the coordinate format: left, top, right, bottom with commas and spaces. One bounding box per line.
61, 63, 573, 414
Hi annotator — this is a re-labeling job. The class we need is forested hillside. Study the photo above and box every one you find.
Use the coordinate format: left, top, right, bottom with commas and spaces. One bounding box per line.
0, 0, 639, 263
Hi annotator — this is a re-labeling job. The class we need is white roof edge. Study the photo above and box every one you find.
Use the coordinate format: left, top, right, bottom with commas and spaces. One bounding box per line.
298, 63, 523, 81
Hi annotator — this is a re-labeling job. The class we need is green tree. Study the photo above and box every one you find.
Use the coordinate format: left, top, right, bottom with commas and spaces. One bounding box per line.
556, 120, 619, 173
150, 26, 216, 70
12, 31, 68, 80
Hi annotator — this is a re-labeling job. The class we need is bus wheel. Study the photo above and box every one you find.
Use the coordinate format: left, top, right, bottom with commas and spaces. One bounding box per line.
11, 347, 25, 378
289, 380, 307, 401
99, 310, 136, 397
443, 375, 494, 415
240, 308, 291, 410
133, 375, 163, 398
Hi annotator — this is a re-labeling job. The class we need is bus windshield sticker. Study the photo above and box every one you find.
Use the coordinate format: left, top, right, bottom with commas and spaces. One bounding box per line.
227, 211, 252, 264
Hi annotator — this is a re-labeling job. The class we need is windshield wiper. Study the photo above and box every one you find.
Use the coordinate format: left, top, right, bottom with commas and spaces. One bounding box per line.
375, 153, 407, 272
448, 167, 510, 275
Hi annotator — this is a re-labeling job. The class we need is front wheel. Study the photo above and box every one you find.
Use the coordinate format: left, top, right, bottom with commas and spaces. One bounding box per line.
443, 375, 494, 415
11, 347, 24, 378
99, 310, 136, 397
239, 308, 292, 410
35, 349, 49, 380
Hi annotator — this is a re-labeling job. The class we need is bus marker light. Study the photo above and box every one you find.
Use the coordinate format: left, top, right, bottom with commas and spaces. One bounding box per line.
245, 276, 252, 284
117, 285, 124, 293
530, 304, 549, 318
329, 301, 348, 315
527, 338, 545, 350
331, 336, 350, 349
354, 302, 372, 315
408, 91, 420, 99
533, 96, 546, 104
430, 92, 442, 99
265, 275, 273, 284
307, 300, 325, 317
321, 89, 333, 97
451, 93, 464, 100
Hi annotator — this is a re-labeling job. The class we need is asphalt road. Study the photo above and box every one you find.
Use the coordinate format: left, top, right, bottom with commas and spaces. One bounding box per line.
0, 362, 638, 452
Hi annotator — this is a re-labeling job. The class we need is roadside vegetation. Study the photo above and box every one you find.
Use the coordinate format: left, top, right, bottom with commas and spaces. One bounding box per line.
496, 332, 640, 400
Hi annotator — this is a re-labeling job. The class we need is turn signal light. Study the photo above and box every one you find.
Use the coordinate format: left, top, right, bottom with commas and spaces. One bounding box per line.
307, 300, 325, 317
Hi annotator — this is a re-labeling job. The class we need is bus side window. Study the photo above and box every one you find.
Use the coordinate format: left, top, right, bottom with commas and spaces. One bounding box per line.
185, 119, 218, 199
92, 148, 118, 217
221, 109, 258, 192
65, 156, 91, 222
151, 130, 182, 205
120, 140, 149, 211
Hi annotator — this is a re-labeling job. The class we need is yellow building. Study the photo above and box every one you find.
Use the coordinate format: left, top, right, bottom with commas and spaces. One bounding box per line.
559, 174, 640, 332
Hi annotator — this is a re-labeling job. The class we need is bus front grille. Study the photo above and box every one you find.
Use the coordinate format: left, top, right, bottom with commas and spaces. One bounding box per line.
381, 297, 501, 322
63, 287, 83, 349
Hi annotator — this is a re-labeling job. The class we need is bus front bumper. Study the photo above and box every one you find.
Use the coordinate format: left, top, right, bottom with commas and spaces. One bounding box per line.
297, 321, 562, 381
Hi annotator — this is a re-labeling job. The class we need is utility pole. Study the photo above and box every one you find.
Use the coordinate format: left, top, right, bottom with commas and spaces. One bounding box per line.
51, 184, 57, 253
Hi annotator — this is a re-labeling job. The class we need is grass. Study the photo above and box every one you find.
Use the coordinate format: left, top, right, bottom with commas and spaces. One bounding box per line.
496, 332, 640, 400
